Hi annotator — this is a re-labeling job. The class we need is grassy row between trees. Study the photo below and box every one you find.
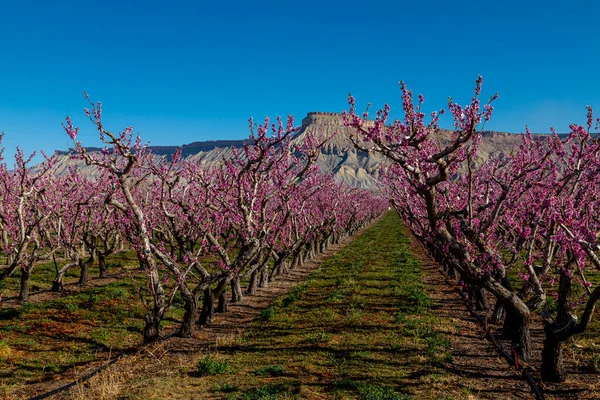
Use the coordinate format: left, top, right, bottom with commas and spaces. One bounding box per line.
128, 212, 460, 400
2, 212, 598, 398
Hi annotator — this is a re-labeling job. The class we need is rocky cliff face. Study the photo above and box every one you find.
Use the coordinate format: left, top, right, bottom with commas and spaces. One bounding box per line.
293, 112, 383, 188
47, 112, 529, 188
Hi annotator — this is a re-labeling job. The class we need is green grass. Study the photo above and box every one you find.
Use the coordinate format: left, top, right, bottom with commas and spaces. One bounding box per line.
129, 212, 460, 399
196, 355, 234, 376
0, 250, 178, 395
260, 306, 276, 322
0, 249, 140, 300
0, 279, 147, 393
254, 364, 286, 377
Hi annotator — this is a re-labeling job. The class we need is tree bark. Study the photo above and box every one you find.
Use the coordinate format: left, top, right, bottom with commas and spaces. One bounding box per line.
474, 287, 489, 311
501, 306, 531, 361
291, 254, 299, 270
247, 270, 258, 295
259, 264, 269, 288
198, 287, 213, 325
143, 313, 161, 344
230, 276, 243, 304
541, 327, 566, 382
19, 268, 31, 302
270, 258, 283, 282
541, 270, 572, 382
179, 288, 198, 338
491, 301, 505, 324
217, 290, 228, 313
78, 256, 93, 286
98, 254, 108, 278
449, 265, 458, 280
52, 261, 78, 292
281, 260, 289, 275
483, 275, 532, 361
491, 275, 512, 324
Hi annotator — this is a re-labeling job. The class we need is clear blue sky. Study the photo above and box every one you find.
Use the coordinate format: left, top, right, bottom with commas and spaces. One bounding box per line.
1, 0, 599, 161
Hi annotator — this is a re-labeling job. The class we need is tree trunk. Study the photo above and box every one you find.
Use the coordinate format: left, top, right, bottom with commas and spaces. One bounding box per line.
179, 289, 198, 338
52, 261, 77, 292
281, 260, 289, 275
231, 276, 243, 304
491, 301, 505, 324
98, 254, 108, 278
541, 270, 572, 382
448, 264, 458, 280
19, 268, 31, 302
333, 234, 340, 245
259, 264, 269, 288
485, 275, 531, 361
474, 287, 489, 311
217, 290, 228, 313
79, 257, 92, 286
291, 254, 299, 270
247, 270, 258, 295
515, 315, 532, 362
143, 313, 161, 344
502, 308, 520, 338
492, 275, 513, 324
142, 257, 167, 344
541, 328, 566, 382
270, 258, 283, 282
198, 287, 214, 325
502, 307, 531, 361
51, 279, 64, 292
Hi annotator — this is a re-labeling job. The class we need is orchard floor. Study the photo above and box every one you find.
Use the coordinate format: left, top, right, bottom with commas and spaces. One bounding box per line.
5, 212, 599, 399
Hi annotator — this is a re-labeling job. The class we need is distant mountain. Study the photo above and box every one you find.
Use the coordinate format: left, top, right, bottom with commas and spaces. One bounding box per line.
56, 139, 247, 159
49, 112, 539, 188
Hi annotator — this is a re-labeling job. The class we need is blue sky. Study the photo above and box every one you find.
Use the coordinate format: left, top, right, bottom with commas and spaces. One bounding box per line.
0, 0, 598, 161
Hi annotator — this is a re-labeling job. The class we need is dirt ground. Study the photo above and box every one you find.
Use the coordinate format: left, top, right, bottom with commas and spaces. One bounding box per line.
410, 238, 600, 400
18, 219, 600, 399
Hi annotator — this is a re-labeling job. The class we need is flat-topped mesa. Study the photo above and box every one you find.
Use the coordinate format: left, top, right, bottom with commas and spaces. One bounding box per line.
480, 130, 513, 138
301, 112, 374, 128
301, 112, 344, 126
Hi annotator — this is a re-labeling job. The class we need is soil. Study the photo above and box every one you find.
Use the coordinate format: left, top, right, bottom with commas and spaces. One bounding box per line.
409, 238, 600, 400
18, 219, 600, 399
22, 224, 378, 399
410, 241, 534, 399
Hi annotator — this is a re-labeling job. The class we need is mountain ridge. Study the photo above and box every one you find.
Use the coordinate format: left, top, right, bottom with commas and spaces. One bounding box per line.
49, 112, 560, 188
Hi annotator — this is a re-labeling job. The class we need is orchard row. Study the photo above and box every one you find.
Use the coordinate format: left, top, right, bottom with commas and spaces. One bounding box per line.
345, 76, 600, 383
0, 102, 387, 344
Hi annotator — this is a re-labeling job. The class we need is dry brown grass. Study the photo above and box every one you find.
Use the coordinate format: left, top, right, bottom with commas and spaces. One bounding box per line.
215, 332, 241, 349
70, 364, 122, 400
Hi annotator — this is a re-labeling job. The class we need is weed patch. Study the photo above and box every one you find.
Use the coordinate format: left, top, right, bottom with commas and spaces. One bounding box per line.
254, 364, 285, 377
196, 355, 233, 376
260, 306, 275, 322
282, 285, 304, 307
0, 341, 12, 359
